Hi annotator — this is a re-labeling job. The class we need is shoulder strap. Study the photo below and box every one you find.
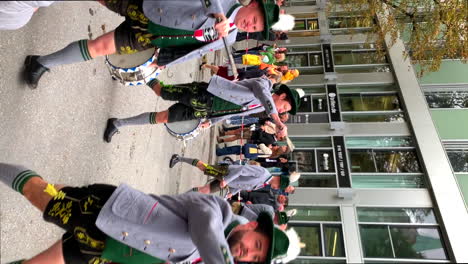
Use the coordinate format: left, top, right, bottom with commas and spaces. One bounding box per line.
227, 3, 241, 18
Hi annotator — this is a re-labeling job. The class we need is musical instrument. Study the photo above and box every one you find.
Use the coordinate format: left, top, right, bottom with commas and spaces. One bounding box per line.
105, 48, 161, 86
164, 119, 202, 141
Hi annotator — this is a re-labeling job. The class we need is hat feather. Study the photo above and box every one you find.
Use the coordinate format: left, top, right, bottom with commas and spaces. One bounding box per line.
289, 172, 301, 183
277, 228, 301, 263
295, 88, 305, 98
286, 209, 297, 217
271, 14, 295, 32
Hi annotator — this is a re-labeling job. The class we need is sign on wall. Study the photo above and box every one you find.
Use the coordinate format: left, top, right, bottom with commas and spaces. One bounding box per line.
326, 84, 342, 122
322, 43, 334, 72
333, 136, 351, 188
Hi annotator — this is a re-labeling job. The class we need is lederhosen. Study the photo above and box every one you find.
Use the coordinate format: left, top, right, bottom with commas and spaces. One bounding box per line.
159, 82, 263, 123
104, 0, 239, 56
43, 184, 117, 264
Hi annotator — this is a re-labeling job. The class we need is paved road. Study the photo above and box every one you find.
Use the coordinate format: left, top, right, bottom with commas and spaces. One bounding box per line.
0, 2, 219, 261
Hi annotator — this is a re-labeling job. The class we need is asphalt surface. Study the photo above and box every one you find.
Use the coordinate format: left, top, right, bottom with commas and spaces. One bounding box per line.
0, 2, 219, 261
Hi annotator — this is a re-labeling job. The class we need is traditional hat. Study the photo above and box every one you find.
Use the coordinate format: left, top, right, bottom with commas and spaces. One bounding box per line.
289, 171, 301, 183
256, 212, 295, 263
279, 174, 290, 190
276, 209, 297, 225
277, 84, 305, 115
280, 171, 301, 190
258, 1, 280, 39
277, 212, 289, 224
275, 228, 302, 263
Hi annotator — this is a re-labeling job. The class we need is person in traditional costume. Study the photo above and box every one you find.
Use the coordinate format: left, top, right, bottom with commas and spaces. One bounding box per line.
23, 0, 295, 89
0, 162, 302, 263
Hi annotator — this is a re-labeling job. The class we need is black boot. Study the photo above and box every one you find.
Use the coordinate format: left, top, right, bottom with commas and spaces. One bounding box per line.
23, 56, 50, 89
169, 154, 180, 168
103, 118, 119, 143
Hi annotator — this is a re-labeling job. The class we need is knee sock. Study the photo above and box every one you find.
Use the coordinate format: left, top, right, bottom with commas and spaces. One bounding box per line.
37, 39, 93, 68
114, 112, 157, 128
0, 163, 41, 194
179, 157, 200, 167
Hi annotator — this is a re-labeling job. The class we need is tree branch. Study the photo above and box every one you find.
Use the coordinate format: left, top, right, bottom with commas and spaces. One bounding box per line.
380, 0, 414, 18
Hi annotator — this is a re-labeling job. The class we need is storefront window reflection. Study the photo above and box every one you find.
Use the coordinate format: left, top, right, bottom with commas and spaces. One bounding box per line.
349, 149, 421, 173
425, 91, 468, 109
358, 207, 448, 261
340, 93, 401, 111
446, 149, 468, 172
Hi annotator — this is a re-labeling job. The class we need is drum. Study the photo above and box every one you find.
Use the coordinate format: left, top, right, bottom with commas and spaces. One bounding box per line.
164, 119, 202, 141
105, 48, 161, 86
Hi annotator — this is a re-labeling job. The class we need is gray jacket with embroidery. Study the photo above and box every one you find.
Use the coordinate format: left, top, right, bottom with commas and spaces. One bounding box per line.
224, 164, 272, 195
96, 184, 240, 264
142, 0, 240, 68
207, 76, 277, 125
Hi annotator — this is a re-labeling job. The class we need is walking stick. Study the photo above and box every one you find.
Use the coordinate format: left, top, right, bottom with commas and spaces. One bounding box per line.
217, 18, 239, 80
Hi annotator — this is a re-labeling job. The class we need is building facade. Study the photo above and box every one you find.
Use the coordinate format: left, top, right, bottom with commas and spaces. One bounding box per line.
267, 0, 468, 262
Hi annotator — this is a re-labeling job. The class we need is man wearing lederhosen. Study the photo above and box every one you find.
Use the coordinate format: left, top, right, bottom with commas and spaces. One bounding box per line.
23, 0, 295, 89
0, 162, 302, 264
103, 74, 305, 143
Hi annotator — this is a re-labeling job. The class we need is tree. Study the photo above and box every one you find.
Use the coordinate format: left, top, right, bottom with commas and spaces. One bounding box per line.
330, 0, 467, 76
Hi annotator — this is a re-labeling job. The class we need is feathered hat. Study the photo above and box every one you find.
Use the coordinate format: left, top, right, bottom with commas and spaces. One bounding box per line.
273, 228, 303, 263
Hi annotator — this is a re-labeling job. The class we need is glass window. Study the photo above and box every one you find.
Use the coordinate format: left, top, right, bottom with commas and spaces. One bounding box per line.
340, 94, 401, 111
286, 113, 329, 124
288, 206, 341, 221
295, 20, 307, 30
293, 19, 319, 31
324, 225, 346, 257
358, 208, 448, 261
292, 150, 316, 172
390, 227, 446, 259
288, 46, 322, 53
349, 150, 421, 173
425, 91, 468, 108
283, 0, 317, 7
342, 112, 405, 122
290, 138, 333, 148
298, 174, 337, 187
287, 54, 309, 67
360, 225, 394, 258
360, 226, 447, 260
294, 225, 322, 256
335, 65, 391, 73
331, 16, 373, 28
346, 137, 414, 148
290, 259, 347, 264
352, 174, 425, 188
446, 149, 468, 172
298, 95, 313, 113
334, 50, 387, 65
357, 208, 437, 224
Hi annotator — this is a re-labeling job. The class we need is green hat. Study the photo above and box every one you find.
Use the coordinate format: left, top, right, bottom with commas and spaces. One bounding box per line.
256, 212, 290, 263
280, 174, 290, 190
277, 84, 304, 115
257, 0, 280, 39
277, 211, 289, 225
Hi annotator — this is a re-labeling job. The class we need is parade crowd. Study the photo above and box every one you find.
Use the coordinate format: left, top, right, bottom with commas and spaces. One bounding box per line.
0, 0, 306, 263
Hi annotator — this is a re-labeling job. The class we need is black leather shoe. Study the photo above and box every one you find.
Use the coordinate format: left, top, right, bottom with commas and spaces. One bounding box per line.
24, 55, 50, 89
169, 154, 180, 168
104, 118, 119, 143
